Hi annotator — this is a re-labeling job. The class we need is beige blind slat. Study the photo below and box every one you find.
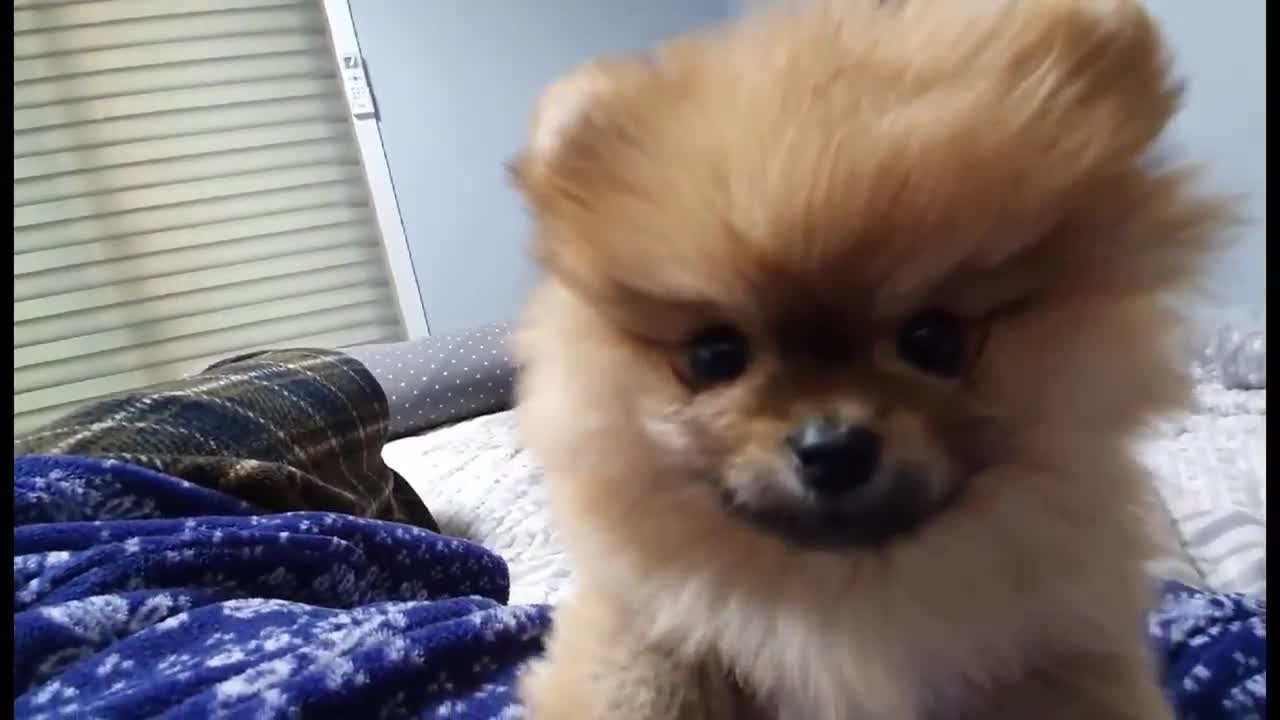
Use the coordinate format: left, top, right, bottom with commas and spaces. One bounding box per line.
17, 285, 390, 370
16, 51, 333, 109
15, 81, 338, 136
17, 262, 390, 348
17, 162, 364, 226
14, 0, 408, 437
15, 6, 321, 57
15, 137, 360, 205
15, 302, 392, 408
17, 33, 322, 82
16, 204, 372, 273
16, 180, 368, 253
15, 221, 376, 301
16, 119, 352, 178
16, 95, 345, 155
15, 0, 304, 30
17, 324, 403, 439
17, 244, 385, 325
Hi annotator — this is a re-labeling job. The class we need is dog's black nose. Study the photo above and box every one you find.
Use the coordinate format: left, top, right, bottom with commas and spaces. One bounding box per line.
787, 419, 882, 496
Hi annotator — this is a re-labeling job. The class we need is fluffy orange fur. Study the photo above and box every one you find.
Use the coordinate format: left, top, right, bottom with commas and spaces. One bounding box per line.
512, 1, 1233, 718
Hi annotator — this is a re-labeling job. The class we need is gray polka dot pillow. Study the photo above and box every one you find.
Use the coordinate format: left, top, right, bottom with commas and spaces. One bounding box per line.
344, 323, 516, 439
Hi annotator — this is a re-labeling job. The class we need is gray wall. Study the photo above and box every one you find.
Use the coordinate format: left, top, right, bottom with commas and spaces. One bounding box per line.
1145, 0, 1267, 309
348, 1, 729, 335
355, 0, 1264, 335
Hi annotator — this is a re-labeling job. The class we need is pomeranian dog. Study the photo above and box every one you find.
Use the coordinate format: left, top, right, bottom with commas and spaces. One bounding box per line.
511, 1, 1232, 717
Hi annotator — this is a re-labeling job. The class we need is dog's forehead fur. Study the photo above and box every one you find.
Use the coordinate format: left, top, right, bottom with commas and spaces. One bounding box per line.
514, 0, 1218, 332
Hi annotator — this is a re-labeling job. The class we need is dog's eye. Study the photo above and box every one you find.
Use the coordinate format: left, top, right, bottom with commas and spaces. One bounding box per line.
685, 325, 750, 387
896, 310, 967, 378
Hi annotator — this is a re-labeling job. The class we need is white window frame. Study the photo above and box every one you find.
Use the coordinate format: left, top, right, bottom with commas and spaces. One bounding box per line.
320, 0, 431, 339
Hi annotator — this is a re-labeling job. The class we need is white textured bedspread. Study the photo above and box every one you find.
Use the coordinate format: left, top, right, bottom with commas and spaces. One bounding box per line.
384, 410, 569, 605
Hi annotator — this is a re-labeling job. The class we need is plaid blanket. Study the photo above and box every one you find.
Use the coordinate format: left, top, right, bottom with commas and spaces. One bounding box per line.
14, 349, 436, 532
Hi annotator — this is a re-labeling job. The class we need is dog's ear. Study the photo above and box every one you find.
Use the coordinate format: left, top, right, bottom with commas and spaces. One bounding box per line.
1010, 1, 1238, 299
994, 0, 1182, 164
509, 57, 656, 208
508, 56, 671, 297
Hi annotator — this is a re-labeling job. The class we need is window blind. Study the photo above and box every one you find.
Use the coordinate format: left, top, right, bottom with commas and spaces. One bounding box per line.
14, 0, 408, 437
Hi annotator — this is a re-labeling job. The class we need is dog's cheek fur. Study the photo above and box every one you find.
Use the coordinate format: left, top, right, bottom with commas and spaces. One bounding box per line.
517, 282, 1175, 719
974, 297, 1189, 460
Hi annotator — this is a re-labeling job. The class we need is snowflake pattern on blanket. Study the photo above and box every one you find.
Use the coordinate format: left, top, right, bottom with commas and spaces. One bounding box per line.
13, 455, 1265, 719
14, 455, 550, 719
1150, 582, 1267, 719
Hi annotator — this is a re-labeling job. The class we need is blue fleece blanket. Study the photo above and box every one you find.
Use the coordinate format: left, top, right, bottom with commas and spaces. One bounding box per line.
13, 455, 1265, 719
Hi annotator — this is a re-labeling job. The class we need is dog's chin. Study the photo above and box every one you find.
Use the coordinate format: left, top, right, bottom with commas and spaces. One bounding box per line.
720, 474, 963, 551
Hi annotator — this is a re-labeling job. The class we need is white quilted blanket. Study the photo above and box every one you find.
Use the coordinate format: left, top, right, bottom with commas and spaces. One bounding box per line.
384, 384, 1266, 604
1140, 384, 1266, 595
384, 410, 569, 605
